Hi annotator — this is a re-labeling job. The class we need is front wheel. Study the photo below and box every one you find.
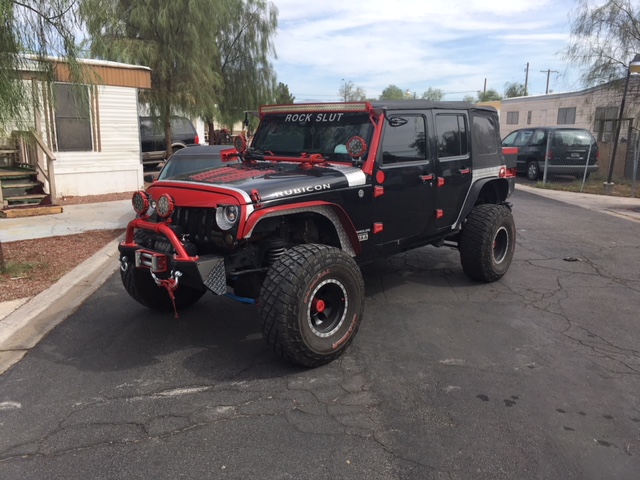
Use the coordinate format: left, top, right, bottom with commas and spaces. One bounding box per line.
526, 160, 541, 181
259, 244, 365, 368
459, 204, 516, 283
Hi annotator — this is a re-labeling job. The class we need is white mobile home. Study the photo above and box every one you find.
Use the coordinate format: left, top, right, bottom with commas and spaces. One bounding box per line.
2, 56, 151, 205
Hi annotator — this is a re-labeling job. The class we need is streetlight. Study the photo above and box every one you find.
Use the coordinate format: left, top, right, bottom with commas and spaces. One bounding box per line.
604, 53, 640, 193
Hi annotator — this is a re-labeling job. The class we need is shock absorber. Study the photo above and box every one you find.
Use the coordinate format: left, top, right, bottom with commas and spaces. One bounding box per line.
266, 240, 287, 266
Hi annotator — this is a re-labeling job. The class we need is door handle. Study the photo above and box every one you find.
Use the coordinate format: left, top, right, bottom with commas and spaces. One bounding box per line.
419, 174, 434, 183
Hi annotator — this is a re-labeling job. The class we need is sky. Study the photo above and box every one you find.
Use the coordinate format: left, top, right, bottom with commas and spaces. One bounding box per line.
270, 0, 586, 102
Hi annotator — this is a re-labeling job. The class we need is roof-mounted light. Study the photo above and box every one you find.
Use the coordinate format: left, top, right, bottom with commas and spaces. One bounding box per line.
260, 102, 371, 115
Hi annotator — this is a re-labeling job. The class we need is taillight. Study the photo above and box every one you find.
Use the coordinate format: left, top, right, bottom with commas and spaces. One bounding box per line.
546, 150, 554, 160
194, 134, 200, 145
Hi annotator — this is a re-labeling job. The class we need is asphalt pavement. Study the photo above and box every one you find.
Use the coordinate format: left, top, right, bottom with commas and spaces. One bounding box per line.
0, 185, 639, 374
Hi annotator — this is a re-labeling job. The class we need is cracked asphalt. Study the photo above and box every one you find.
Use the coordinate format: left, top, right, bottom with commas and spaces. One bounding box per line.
1, 188, 639, 479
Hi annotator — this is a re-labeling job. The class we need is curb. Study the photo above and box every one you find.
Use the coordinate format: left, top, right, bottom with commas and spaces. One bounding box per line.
0, 235, 124, 374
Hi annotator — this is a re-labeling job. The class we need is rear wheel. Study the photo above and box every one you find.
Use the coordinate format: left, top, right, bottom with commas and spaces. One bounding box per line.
260, 244, 365, 367
459, 204, 516, 282
120, 263, 205, 311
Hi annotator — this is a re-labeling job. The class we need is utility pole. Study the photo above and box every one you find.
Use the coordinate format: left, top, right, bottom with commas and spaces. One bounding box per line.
541, 69, 558, 94
524, 62, 529, 96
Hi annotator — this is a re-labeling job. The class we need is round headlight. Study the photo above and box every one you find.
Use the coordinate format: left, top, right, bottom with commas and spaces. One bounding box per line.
156, 194, 175, 218
132, 191, 150, 215
216, 204, 239, 230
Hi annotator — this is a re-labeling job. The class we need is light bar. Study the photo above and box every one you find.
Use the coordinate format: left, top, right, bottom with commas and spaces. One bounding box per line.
260, 102, 371, 115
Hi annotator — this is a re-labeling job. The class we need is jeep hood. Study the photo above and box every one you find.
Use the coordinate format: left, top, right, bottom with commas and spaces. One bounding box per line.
155, 162, 368, 202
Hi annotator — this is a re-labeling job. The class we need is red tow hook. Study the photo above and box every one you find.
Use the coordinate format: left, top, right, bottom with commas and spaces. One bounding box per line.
151, 271, 182, 318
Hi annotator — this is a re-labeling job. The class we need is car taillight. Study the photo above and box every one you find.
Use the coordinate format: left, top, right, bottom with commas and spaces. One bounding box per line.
546, 150, 554, 160
194, 134, 200, 145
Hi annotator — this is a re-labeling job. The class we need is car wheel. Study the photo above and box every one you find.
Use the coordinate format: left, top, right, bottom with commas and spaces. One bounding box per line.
526, 160, 541, 181
259, 244, 365, 368
459, 204, 516, 283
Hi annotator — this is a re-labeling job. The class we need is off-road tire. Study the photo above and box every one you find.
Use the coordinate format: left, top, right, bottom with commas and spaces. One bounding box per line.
259, 244, 365, 368
526, 160, 541, 181
459, 204, 516, 283
120, 264, 205, 311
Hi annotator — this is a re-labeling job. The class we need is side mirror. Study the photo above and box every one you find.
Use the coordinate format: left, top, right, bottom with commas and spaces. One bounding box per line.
143, 174, 155, 183
387, 116, 408, 127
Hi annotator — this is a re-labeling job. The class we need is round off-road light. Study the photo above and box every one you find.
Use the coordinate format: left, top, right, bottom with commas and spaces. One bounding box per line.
132, 191, 150, 215
156, 194, 175, 218
216, 204, 239, 230
346, 136, 367, 158
233, 135, 248, 153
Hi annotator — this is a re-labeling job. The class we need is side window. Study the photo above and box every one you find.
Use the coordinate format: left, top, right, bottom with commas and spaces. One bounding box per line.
381, 115, 427, 164
54, 83, 93, 152
514, 130, 533, 146
472, 115, 499, 155
436, 114, 468, 158
502, 131, 518, 146
530, 130, 547, 146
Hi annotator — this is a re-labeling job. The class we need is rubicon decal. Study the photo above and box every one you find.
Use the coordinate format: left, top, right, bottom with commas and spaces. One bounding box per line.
273, 183, 331, 198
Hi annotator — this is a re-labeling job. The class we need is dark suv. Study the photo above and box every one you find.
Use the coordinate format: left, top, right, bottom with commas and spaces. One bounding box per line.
120, 101, 516, 367
502, 127, 599, 180
139, 116, 199, 167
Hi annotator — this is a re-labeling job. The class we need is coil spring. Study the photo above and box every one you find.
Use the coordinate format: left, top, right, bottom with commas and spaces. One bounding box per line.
267, 246, 286, 266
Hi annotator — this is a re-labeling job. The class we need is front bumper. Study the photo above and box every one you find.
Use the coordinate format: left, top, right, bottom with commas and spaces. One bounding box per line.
118, 218, 227, 295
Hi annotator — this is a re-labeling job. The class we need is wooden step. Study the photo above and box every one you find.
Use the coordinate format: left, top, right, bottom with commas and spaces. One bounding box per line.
4, 194, 47, 206
0, 204, 63, 218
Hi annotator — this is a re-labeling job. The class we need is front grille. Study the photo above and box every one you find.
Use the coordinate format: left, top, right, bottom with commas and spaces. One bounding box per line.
172, 207, 224, 250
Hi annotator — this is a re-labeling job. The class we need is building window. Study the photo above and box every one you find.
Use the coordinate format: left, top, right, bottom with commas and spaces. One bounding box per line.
527, 111, 532, 125
435, 114, 468, 158
594, 106, 618, 141
54, 83, 93, 151
506, 111, 519, 125
557, 107, 576, 125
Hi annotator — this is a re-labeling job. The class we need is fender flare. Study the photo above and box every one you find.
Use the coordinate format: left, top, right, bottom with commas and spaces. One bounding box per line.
456, 178, 510, 228
240, 202, 361, 256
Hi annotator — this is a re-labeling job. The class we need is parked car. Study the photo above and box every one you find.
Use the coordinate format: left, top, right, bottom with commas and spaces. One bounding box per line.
151, 145, 239, 182
501, 127, 599, 180
139, 116, 200, 168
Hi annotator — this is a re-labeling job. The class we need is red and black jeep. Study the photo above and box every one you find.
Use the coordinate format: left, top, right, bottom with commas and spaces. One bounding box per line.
119, 100, 516, 367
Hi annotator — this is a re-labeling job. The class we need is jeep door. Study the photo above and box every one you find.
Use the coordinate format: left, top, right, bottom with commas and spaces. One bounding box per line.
372, 113, 437, 245
433, 111, 473, 228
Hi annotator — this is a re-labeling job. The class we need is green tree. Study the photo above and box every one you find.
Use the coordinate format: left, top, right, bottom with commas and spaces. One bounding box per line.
462, 95, 476, 103
81, 0, 226, 154
504, 82, 526, 98
421, 87, 444, 101
379, 84, 405, 100
565, 0, 640, 86
273, 82, 295, 104
211, 0, 278, 137
477, 89, 502, 102
339, 80, 367, 101
1, 0, 83, 132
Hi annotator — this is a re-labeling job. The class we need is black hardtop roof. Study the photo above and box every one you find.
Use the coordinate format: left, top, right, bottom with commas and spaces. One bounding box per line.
370, 99, 497, 113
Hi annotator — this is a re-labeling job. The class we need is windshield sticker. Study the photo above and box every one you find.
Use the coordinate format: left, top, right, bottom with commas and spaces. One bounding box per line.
285, 113, 345, 123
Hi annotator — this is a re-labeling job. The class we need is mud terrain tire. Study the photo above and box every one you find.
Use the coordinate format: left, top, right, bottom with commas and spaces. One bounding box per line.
459, 204, 516, 283
260, 244, 365, 368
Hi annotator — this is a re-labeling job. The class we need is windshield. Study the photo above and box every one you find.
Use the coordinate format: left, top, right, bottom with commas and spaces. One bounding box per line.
251, 112, 374, 160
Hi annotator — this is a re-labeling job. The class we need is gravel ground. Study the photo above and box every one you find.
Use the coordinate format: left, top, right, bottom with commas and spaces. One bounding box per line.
0, 192, 133, 303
